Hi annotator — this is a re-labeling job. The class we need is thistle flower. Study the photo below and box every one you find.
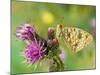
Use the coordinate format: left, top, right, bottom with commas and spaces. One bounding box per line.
59, 48, 66, 62
16, 23, 36, 40
90, 18, 96, 28
24, 37, 47, 64
16, 23, 64, 71
90, 18, 96, 36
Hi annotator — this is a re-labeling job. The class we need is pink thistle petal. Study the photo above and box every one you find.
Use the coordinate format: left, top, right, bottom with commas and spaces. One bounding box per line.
23, 38, 47, 64
16, 23, 36, 40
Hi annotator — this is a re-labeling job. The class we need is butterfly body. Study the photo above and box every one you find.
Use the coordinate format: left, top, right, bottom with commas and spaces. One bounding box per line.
56, 24, 93, 53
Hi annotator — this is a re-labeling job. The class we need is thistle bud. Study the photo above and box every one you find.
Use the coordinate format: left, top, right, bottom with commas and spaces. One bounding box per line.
47, 38, 59, 49
48, 27, 55, 40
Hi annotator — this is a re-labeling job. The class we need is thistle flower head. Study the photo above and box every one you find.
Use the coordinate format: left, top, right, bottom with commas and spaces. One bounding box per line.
16, 23, 36, 40
59, 48, 66, 62
90, 18, 96, 36
90, 18, 96, 28
24, 37, 47, 64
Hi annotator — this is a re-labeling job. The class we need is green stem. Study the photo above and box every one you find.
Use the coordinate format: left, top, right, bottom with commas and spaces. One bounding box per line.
49, 55, 64, 72
54, 55, 64, 71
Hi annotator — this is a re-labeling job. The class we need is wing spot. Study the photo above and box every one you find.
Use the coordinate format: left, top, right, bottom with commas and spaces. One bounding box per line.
67, 33, 70, 38
78, 33, 82, 39
74, 43, 78, 47
86, 35, 88, 39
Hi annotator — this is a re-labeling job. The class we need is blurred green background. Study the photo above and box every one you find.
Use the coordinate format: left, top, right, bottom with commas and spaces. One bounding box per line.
11, 1, 96, 74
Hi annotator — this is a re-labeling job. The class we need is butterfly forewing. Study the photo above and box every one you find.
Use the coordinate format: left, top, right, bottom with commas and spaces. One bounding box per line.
56, 24, 64, 39
62, 27, 93, 52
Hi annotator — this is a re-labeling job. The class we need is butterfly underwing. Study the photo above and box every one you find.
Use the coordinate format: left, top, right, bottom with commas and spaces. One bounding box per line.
56, 24, 93, 53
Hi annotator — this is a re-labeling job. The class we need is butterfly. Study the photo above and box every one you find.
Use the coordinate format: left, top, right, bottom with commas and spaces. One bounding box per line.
55, 24, 93, 53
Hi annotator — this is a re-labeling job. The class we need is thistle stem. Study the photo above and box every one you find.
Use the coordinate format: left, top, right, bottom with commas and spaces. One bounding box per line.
49, 55, 64, 72
54, 55, 64, 71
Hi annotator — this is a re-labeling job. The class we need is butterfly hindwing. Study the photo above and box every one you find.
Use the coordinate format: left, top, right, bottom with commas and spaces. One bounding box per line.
62, 27, 93, 52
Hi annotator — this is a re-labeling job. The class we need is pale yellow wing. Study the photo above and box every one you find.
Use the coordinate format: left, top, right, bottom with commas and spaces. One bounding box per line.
63, 27, 93, 52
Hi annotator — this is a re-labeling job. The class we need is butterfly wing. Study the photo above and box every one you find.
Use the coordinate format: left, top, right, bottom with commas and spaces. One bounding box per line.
56, 24, 63, 39
62, 27, 93, 53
